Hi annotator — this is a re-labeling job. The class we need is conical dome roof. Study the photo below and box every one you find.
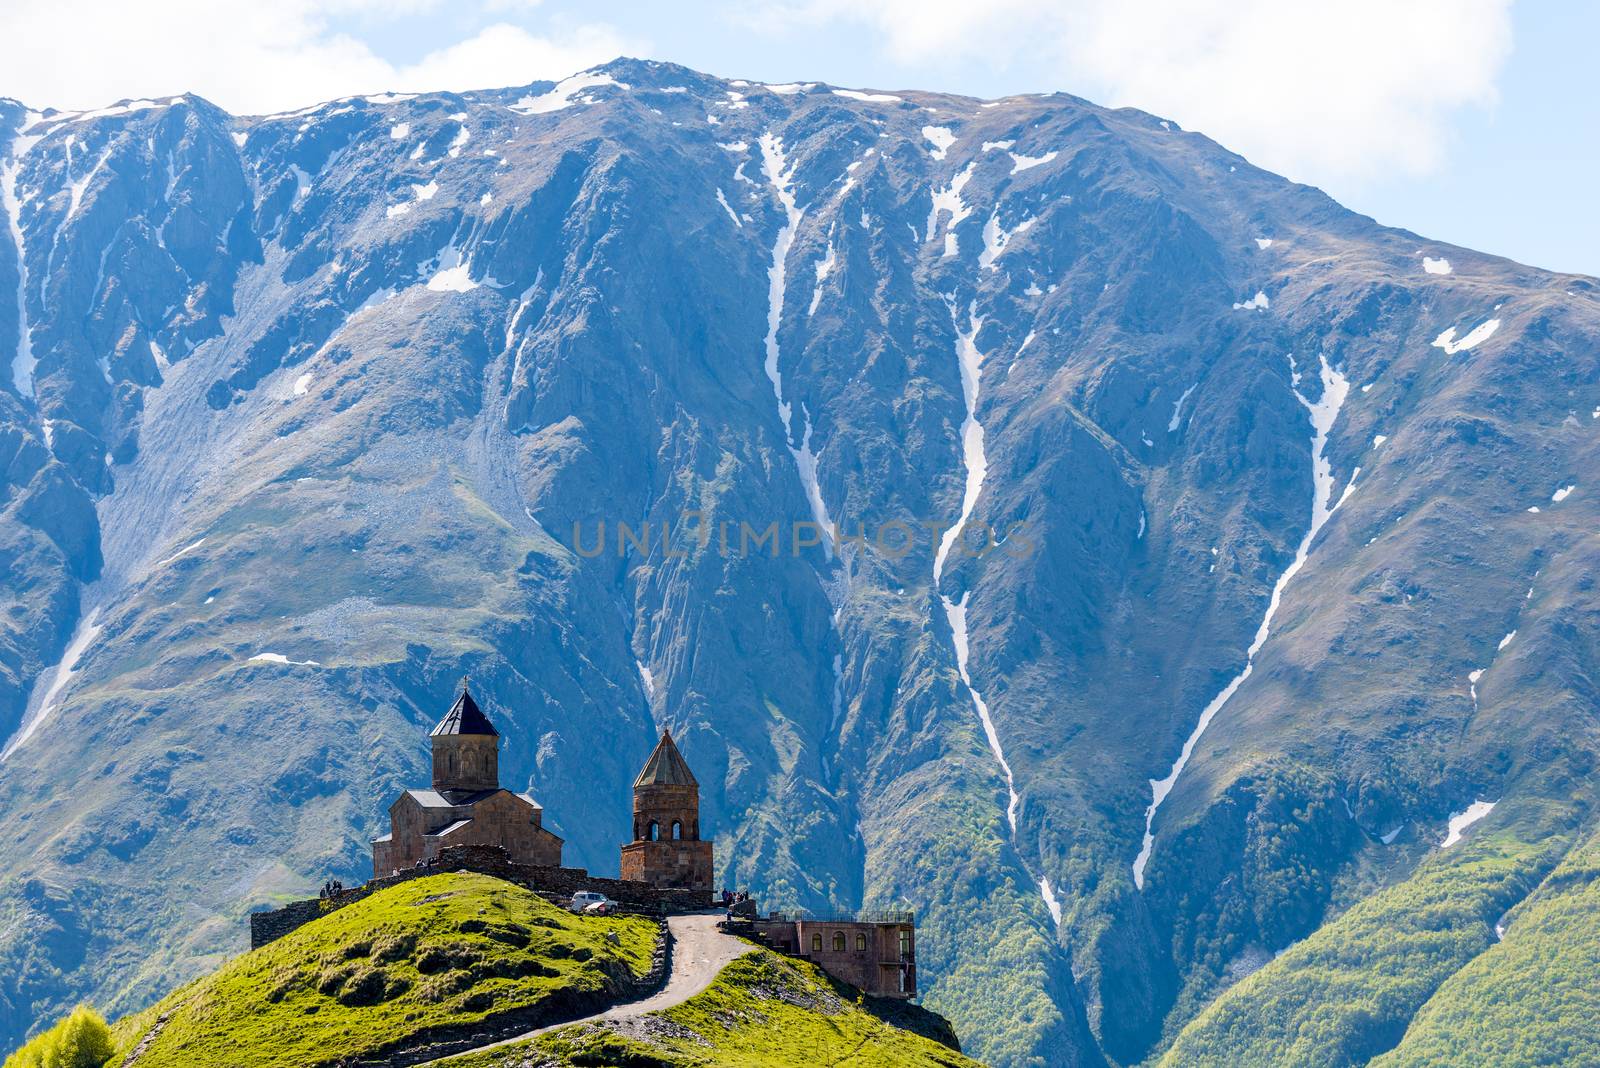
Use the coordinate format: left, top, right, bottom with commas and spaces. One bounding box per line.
634, 728, 697, 787
430, 683, 499, 737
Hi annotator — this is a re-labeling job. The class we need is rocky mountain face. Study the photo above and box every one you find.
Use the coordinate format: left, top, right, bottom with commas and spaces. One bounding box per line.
1, 59, 1597, 1067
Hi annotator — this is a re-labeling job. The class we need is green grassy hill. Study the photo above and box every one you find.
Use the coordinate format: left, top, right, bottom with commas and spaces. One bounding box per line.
92, 873, 653, 1068
444, 950, 983, 1068
7, 872, 977, 1068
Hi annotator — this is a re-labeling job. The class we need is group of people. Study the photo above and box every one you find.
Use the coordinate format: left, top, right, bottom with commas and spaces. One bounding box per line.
319, 879, 346, 898
720, 887, 750, 906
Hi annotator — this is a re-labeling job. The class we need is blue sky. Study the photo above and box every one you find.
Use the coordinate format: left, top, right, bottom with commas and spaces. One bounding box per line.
3, 0, 1593, 276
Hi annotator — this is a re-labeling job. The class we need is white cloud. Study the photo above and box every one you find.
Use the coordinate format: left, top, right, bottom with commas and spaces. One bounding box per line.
752, 0, 1514, 184
0, 0, 643, 115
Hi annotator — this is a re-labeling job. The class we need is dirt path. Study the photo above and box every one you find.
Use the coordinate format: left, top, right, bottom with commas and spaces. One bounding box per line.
425, 912, 752, 1064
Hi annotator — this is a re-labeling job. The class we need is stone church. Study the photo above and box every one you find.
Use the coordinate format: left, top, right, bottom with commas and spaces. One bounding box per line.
619, 729, 714, 895
371, 685, 563, 876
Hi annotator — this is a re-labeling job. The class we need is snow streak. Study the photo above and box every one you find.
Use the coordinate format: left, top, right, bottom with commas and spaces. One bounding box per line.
934, 302, 1021, 834
1133, 354, 1351, 889
2, 607, 103, 760
759, 132, 835, 555
2, 119, 45, 399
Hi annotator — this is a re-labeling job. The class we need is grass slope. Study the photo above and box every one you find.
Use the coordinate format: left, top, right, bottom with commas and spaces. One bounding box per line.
444, 950, 983, 1068
1157, 829, 1561, 1068
106, 873, 657, 1068
1372, 835, 1600, 1066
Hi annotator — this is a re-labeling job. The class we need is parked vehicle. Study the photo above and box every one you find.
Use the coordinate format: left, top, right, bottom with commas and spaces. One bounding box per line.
570, 891, 613, 914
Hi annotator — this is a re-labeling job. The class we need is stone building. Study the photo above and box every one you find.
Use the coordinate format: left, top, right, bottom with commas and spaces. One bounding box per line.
742, 912, 918, 998
371, 685, 562, 877
618, 729, 713, 902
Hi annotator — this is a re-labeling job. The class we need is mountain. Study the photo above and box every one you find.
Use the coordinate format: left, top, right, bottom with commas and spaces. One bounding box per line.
0, 57, 1597, 1067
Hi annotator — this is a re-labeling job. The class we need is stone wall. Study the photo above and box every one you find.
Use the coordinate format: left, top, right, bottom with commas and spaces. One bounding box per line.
250, 845, 704, 949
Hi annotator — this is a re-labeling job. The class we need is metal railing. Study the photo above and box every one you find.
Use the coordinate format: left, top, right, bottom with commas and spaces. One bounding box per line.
760, 908, 915, 925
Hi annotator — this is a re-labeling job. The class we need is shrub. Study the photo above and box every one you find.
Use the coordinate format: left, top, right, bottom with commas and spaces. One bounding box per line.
3, 1006, 115, 1068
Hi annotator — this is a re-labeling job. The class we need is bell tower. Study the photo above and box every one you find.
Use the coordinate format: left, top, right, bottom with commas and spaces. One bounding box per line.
430, 683, 499, 794
620, 729, 713, 901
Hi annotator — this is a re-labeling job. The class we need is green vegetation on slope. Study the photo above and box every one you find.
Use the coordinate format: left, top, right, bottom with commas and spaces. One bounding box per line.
1371, 834, 1600, 1066
444, 949, 982, 1068
105, 873, 657, 1068
2, 1007, 113, 1068
1157, 830, 1562, 1068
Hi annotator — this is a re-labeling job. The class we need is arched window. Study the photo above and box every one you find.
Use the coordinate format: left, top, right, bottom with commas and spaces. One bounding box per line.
832, 931, 846, 952
671, 820, 682, 840
810, 933, 822, 952
648, 821, 660, 841
856, 933, 867, 952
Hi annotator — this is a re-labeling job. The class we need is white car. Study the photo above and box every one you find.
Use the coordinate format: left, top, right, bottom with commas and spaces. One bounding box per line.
570, 891, 614, 915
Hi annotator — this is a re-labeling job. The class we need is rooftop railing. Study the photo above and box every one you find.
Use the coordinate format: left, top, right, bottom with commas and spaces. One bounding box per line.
759, 909, 915, 925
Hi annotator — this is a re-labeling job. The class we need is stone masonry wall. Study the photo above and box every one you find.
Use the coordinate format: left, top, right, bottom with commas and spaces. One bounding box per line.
250, 844, 705, 949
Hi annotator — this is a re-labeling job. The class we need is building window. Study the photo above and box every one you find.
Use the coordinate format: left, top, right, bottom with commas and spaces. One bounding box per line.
672, 820, 682, 840
648, 821, 660, 841
811, 933, 822, 952
898, 930, 911, 960
832, 931, 846, 952
856, 932, 867, 952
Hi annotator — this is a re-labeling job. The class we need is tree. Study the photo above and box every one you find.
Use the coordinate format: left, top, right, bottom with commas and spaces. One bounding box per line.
2, 1006, 115, 1068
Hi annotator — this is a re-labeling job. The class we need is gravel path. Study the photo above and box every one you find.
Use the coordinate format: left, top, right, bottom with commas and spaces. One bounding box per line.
426, 911, 752, 1064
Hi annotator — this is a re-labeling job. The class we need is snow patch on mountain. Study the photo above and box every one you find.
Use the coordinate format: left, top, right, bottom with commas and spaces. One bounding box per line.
926, 162, 976, 258
65, 148, 111, 222
1009, 150, 1057, 174
1442, 800, 1496, 847
1168, 383, 1198, 432
1433, 317, 1500, 354
808, 241, 836, 315
511, 72, 627, 115
923, 125, 956, 160
978, 210, 1035, 271
426, 246, 478, 292
832, 89, 902, 103
1135, 354, 1351, 889
154, 537, 207, 569
1040, 877, 1063, 926
1423, 256, 1452, 275
248, 652, 321, 667
1233, 290, 1270, 311
715, 188, 741, 229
